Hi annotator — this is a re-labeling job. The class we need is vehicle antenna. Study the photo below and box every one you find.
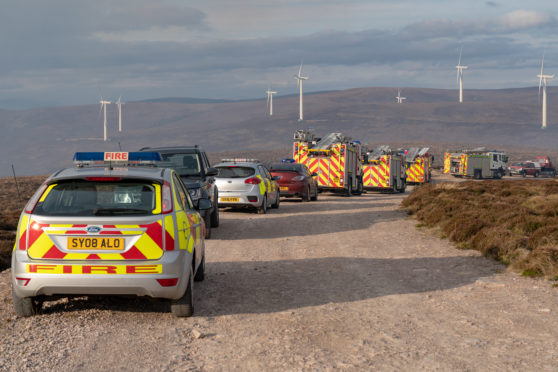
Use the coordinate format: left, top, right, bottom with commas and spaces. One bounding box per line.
11, 164, 23, 209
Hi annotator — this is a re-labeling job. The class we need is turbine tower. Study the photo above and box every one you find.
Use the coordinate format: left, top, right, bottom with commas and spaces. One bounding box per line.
294, 63, 309, 121
266, 89, 277, 116
116, 96, 124, 132
99, 98, 111, 141
537, 54, 554, 129
456, 48, 468, 103
396, 89, 406, 103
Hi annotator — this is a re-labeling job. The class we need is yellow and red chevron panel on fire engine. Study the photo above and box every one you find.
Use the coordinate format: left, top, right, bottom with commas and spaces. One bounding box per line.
362, 156, 390, 188
407, 158, 426, 183
293, 142, 309, 166
305, 144, 345, 188
443, 153, 451, 173
17, 218, 181, 260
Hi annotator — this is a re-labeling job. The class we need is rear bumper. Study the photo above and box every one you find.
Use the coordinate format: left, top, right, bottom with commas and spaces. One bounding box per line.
11, 250, 191, 300
278, 183, 305, 197
217, 191, 263, 208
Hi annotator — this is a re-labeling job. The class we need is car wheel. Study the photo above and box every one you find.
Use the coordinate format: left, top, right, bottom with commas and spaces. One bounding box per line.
204, 215, 212, 239
311, 187, 318, 201
271, 191, 280, 209
194, 252, 205, 282
534, 171, 539, 178
302, 186, 311, 202
12, 291, 41, 317
171, 270, 194, 317
257, 195, 267, 214
210, 204, 220, 227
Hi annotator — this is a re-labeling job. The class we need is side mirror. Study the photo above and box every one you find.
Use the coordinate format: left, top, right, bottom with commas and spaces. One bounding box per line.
206, 167, 218, 177
272, 176, 280, 181
197, 198, 212, 210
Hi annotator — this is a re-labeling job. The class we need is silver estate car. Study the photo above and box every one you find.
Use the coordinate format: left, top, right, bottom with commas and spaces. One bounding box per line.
214, 159, 280, 214
12, 152, 208, 317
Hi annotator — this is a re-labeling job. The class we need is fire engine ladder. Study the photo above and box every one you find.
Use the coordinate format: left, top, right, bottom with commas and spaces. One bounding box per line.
367, 145, 391, 161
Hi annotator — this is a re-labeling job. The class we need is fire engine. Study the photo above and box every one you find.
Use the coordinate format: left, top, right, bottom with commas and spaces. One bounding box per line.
293, 129, 363, 196
361, 145, 406, 193
444, 148, 508, 179
405, 147, 432, 184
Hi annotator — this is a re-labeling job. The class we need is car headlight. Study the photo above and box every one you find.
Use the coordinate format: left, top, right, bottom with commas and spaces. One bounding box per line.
188, 188, 203, 201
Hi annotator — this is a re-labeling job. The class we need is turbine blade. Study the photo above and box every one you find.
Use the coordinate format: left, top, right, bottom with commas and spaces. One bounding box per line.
298, 62, 303, 77
458, 47, 462, 65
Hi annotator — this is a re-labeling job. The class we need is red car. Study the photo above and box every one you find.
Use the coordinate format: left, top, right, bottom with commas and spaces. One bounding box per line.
269, 162, 318, 201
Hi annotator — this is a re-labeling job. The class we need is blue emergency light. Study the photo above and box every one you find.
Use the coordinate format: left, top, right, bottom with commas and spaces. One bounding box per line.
282, 158, 295, 163
73, 151, 162, 165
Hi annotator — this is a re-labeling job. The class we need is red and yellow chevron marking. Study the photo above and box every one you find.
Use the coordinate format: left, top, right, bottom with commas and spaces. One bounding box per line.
25, 219, 165, 260
293, 142, 309, 166
461, 155, 468, 175
318, 158, 330, 186
362, 156, 390, 188
443, 153, 451, 174
407, 160, 425, 183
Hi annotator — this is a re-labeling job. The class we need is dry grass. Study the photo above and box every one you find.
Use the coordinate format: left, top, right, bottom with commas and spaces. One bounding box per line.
0, 175, 45, 270
403, 180, 558, 278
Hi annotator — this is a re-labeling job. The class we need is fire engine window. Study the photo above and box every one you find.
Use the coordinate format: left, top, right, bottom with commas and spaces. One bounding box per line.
493, 155, 498, 161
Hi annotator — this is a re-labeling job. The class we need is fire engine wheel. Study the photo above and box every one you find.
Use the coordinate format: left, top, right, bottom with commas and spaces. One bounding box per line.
353, 179, 363, 195
257, 195, 268, 214
534, 171, 539, 178
12, 291, 42, 317
474, 170, 482, 179
521, 171, 526, 178
345, 180, 353, 197
171, 270, 194, 317
398, 179, 406, 193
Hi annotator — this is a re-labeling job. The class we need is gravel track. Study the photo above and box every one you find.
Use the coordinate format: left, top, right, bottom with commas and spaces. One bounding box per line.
1, 190, 557, 371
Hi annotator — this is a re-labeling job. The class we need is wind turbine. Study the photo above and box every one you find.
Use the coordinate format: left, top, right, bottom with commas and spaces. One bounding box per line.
456, 48, 468, 103
116, 96, 124, 132
294, 63, 309, 121
99, 97, 111, 141
266, 89, 277, 116
537, 54, 554, 129
396, 89, 406, 103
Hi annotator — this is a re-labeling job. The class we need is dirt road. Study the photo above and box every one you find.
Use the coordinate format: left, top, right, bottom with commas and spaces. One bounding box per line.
1, 191, 557, 371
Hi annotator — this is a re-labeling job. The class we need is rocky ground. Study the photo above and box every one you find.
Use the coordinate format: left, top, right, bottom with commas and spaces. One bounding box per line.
1, 190, 557, 371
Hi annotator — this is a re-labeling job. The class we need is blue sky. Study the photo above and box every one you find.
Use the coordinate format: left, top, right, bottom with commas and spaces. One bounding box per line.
1, 0, 557, 108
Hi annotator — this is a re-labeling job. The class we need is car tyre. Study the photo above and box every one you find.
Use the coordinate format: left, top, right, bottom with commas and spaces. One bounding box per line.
204, 215, 212, 239
171, 270, 194, 317
12, 291, 40, 317
210, 204, 220, 227
302, 186, 311, 202
194, 252, 205, 282
257, 195, 267, 214
310, 187, 318, 201
534, 171, 539, 178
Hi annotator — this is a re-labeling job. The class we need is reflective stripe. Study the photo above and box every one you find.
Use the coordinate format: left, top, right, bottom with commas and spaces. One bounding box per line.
39, 184, 57, 202
26, 264, 162, 274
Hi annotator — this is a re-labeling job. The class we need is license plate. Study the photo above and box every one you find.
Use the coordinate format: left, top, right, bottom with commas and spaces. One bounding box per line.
279, 187, 288, 191
220, 197, 239, 202
333, 177, 340, 183
68, 237, 125, 250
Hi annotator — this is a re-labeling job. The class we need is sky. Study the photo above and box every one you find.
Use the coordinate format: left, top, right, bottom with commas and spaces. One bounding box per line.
1, 0, 558, 109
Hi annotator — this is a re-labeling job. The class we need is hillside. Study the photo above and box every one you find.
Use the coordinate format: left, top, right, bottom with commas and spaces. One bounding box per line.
1, 86, 557, 177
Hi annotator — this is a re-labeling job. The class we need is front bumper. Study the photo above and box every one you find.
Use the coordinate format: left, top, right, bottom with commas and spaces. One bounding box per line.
11, 249, 191, 300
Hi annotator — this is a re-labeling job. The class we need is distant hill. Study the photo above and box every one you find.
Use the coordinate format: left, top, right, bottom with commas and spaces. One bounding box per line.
1, 86, 557, 177
137, 97, 234, 104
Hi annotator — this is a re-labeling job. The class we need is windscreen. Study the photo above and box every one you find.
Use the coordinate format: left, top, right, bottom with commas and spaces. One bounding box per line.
269, 164, 302, 172
33, 180, 158, 216
158, 153, 201, 176
215, 166, 255, 178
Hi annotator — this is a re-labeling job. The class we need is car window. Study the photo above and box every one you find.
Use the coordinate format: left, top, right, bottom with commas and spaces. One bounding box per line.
34, 180, 157, 216
215, 166, 255, 178
269, 164, 301, 172
175, 174, 193, 210
158, 153, 201, 177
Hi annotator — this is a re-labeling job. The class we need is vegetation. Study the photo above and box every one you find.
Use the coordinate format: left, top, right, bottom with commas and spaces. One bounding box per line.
403, 180, 558, 278
0, 175, 45, 270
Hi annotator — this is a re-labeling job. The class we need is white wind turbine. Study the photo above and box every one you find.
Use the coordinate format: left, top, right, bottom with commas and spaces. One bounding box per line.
456, 48, 468, 103
99, 97, 111, 141
266, 89, 277, 116
396, 89, 406, 103
537, 54, 554, 129
294, 63, 309, 121
116, 96, 124, 132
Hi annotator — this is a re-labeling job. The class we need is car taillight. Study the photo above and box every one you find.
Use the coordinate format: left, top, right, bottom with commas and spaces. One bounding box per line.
245, 177, 261, 185
157, 278, 178, 287
24, 183, 49, 214
292, 176, 305, 182
162, 180, 173, 214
